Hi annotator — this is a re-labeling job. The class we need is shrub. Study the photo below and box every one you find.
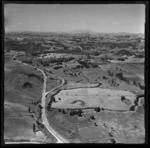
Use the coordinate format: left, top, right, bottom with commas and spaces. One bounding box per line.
121, 96, 126, 101
22, 82, 32, 88
95, 107, 101, 112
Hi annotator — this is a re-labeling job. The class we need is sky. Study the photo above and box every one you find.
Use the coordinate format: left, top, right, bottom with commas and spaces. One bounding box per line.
4, 4, 145, 33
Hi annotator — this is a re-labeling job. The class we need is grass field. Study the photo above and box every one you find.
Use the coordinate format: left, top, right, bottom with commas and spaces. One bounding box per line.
47, 108, 144, 143
52, 88, 136, 110
4, 102, 47, 142
5, 61, 43, 105
4, 59, 45, 143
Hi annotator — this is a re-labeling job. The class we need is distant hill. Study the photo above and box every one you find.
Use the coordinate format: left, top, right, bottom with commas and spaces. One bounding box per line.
68, 30, 97, 34
5, 30, 144, 37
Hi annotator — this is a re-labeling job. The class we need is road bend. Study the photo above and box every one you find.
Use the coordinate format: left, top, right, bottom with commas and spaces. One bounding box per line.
39, 69, 69, 143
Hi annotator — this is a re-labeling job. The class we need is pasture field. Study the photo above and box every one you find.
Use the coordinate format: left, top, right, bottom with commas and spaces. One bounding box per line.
4, 102, 47, 142
47, 107, 144, 143
4, 59, 45, 143
52, 88, 136, 110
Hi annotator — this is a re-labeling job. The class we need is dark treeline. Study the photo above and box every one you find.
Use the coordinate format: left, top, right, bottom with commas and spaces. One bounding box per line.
38, 57, 75, 66
130, 94, 144, 111
78, 60, 98, 68
49, 107, 130, 115
116, 72, 129, 83
49, 106, 103, 112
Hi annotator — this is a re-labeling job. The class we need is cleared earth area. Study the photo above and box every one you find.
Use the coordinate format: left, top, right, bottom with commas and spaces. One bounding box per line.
52, 88, 136, 110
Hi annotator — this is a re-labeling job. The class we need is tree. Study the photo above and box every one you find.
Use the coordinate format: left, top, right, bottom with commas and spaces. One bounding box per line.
116, 72, 123, 80
58, 109, 62, 112
77, 109, 83, 116
70, 110, 78, 116
38, 122, 45, 131
139, 84, 145, 90
116, 72, 128, 82
62, 109, 66, 114
22, 82, 32, 88
133, 80, 138, 86
28, 106, 34, 113
121, 96, 126, 101
95, 107, 101, 112
102, 76, 107, 80
90, 115, 96, 120
94, 122, 98, 127
33, 123, 36, 133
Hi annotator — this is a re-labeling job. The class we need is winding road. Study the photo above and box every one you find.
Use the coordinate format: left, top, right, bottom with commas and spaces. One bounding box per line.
12, 54, 69, 143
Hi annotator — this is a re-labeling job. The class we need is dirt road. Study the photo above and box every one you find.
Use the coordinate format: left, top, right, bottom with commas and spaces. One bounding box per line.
12, 54, 69, 143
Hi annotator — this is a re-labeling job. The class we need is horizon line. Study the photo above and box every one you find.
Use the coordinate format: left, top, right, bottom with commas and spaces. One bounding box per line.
5, 30, 144, 34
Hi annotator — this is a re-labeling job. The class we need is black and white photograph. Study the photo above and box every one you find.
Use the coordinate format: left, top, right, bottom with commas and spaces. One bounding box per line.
3, 3, 146, 144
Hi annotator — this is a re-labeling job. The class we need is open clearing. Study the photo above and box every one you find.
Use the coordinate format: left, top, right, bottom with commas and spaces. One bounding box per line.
52, 88, 136, 110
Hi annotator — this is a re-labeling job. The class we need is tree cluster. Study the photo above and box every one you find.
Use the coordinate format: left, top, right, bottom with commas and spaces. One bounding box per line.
39, 57, 75, 66
78, 60, 98, 68
22, 82, 32, 89
69, 109, 83, 117
116, 72, 129, 84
